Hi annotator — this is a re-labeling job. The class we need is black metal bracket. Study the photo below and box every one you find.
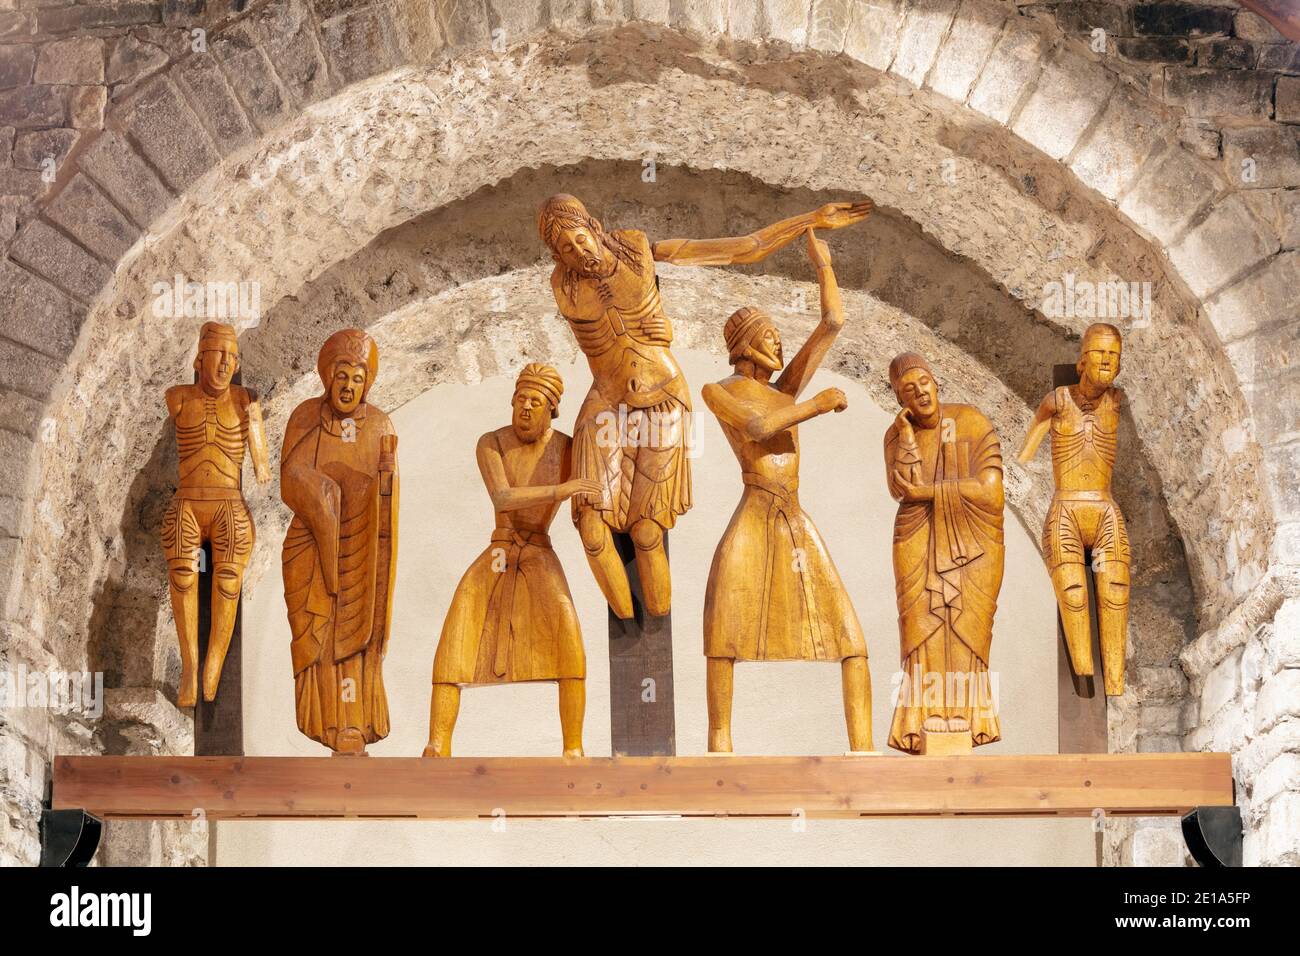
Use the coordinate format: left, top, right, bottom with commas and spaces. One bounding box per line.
39, 808, 102, 867
1182, 805, 1243, 867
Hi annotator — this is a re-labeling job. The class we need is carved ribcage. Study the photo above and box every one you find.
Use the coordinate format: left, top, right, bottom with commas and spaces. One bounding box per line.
616, 284, 671, 346
567, 313, 619, 357
177, 397, 245, 475
1052, 403, 1118, 476
566, 281, 671, 357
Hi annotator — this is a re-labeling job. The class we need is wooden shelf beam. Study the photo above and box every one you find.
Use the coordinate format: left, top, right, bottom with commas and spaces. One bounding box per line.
52, 752, 1233, 821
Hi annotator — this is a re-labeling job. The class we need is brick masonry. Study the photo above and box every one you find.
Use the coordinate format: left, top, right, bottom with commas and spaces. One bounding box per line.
0, 0, 1294, 868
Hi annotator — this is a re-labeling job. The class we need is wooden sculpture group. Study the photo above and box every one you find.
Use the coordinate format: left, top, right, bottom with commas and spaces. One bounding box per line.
162, 195, 1132, 759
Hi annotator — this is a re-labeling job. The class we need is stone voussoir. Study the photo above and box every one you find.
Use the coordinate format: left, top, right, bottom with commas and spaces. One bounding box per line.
1205, 250, 1300, 343
1069, 84, 1171, 202
924, 0, 1005, 105
967, 17, 1049, 124
1166, 193, 1280, 300
889, 0, 959, 87
808, 0, 854, 53
8, 219, 112, 305
170, 49, 258, 157
119, 76, 221, 194
1119, 142, 1226, 244
843, 0, 908, 73
1012, 44, 1115, 162
44, 173, 142, 265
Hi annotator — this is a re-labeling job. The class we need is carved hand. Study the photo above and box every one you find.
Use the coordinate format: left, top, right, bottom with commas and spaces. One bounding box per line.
806, 228, 832, 268
558, 478, 604, 502
811, 200, 874, 231
894, 409, 916, 444
893, 469, 935, 503
814, 387, 848, 414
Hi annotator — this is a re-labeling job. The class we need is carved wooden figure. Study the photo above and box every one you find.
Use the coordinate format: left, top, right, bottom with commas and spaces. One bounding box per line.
1018, 323, 1129, 696
884, 353, 1005, 755
701, 231, 872, 753
281, 329, 399, 755
538, 194, 873, 619
162, 322, 271, 708
425, 365, 599, 758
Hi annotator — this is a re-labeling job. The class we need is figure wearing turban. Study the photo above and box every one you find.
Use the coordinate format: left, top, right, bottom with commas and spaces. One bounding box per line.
537, 193, 874, 619
425, 364, 601, 757
280, 329, 398, 754
162, 321, 271, 707
884, 352, 1004, 754
700, 231, 872, 753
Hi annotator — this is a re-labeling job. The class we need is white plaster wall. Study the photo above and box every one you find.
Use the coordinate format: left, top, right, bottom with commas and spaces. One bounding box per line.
219, 349, 1094, 866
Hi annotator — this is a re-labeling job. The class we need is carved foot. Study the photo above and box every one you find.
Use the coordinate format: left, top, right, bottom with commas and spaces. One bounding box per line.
946, 716, 970, 733
201, 670, 220, 703
922, 716, 947, 733
178, 671, 197, 709
421, 744, 447, 758
334, 728, 367, 755
562, 746, 584, 758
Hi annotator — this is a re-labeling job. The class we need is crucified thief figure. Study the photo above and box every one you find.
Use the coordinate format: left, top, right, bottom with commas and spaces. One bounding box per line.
537, 194, 874, 618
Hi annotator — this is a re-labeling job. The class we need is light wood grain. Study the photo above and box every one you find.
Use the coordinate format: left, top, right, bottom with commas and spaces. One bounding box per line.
162, 322, 270, 709
537, 194, 874, 618
1019, 324, 1129, 695
52, 753, 1232, 820
280, 329, 398, 754
701, 229, 872, 753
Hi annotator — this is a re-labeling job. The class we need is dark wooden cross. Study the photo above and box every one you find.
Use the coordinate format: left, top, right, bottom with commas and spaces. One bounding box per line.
607, 533, 676, 756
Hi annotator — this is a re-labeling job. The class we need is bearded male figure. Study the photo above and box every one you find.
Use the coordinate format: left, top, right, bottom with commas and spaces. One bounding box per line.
538, 194, 873, 618
701, 231, 872, 753
162, 321, 271, 708
1018, 323, 1130, 695
426, 365, 600, 758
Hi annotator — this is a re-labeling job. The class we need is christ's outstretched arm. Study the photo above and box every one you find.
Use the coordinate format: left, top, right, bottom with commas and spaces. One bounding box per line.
651, 201, 873, 267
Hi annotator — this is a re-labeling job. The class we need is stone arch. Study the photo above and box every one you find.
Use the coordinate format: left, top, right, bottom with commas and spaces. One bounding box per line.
1, 1, 1297, 866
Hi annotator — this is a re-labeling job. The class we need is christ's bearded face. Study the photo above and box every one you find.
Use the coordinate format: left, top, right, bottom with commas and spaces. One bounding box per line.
329, 362, 367, 415
552, 224, 605, 276
512, 387, 549, 443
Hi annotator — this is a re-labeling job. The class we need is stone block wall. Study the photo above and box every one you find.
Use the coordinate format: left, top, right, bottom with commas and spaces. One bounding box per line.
0, 0, 1295, 867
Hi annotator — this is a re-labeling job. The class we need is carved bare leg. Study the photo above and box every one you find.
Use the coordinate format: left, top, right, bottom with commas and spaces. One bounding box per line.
167, 559, 200, 708
706, 657, 735, 753
202, 562, 243, 702
841, 656, 872, 751
1050, 561, 1094, 677
423, 683, 460, 757
577, 509, 633, 619
161, 498, 201, 708
559, 678, 585, 757
630, 518, 671, 617
1096, 559, 1130, 696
